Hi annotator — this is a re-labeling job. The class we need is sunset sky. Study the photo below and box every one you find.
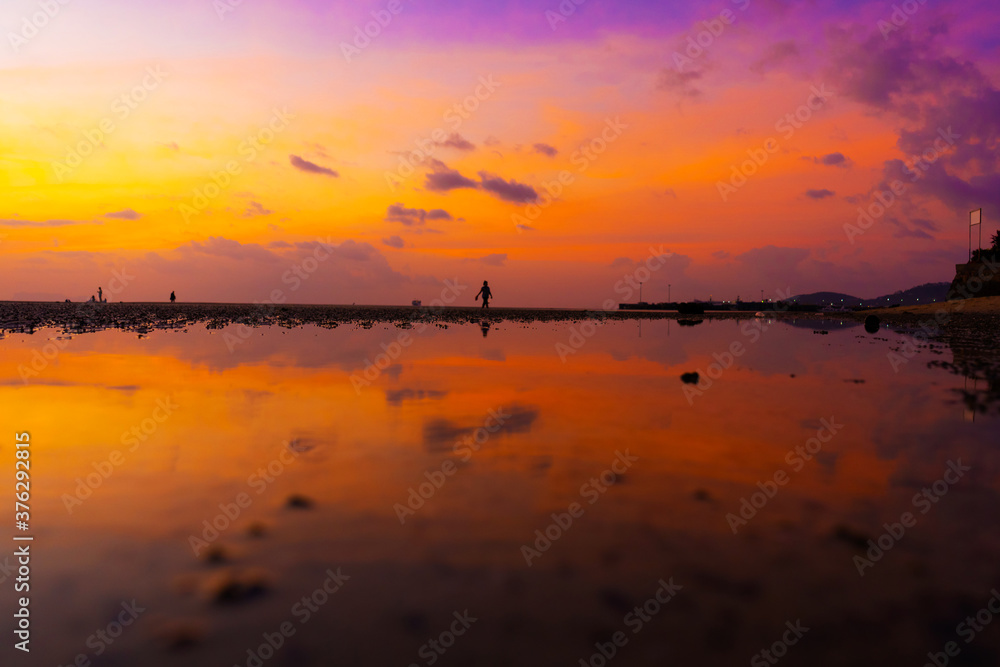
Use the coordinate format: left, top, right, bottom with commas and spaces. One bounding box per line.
2, 0, 999, 307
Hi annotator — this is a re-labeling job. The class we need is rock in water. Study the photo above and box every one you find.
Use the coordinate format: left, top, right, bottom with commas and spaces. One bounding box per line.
681, 372, 700, 384
864, 315, 880, 334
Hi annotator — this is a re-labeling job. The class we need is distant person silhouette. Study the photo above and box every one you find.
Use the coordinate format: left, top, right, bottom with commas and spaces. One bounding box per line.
170, 291, 176, 303
475, 280, 493, 309
97, 287, 103, 302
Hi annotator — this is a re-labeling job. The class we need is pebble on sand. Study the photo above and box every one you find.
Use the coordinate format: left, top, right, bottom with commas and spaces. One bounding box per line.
201, 544, 231, 565
832, 524, 872, 550
246, 521, 268, 538
286, 494, 315, 509
202, 568, 272, 605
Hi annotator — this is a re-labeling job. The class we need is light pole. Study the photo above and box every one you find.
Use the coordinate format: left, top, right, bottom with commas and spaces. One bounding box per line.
639, 282, 643, 304
668, 283, 671, 303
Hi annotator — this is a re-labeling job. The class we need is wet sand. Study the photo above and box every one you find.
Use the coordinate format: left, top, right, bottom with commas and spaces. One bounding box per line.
866, 295, 1000, 316
1, 298, 997, 333
1, 301, 997, 383
858, 298, 1000, 370
0, 301, 772, 335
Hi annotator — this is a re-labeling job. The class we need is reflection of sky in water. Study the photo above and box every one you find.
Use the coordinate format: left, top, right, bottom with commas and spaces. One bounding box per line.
0, 319, 996, 666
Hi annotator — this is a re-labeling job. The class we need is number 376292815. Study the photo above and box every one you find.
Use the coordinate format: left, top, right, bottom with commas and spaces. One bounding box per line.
15, 432, 30, 528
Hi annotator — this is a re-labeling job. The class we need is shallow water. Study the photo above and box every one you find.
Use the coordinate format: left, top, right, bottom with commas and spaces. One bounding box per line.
1, 317, 997, 666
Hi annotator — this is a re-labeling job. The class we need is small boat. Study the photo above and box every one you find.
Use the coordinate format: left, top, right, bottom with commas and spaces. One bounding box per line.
411, 300, 422, 307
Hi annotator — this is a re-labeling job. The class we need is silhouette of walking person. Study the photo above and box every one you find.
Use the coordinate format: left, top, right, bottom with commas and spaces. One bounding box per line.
97, 287, 103, 302
170, 291, 176, 303
475, 280, 493, 309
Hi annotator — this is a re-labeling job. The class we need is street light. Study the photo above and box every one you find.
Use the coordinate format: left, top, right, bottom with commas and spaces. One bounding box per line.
668, 283, 671, 303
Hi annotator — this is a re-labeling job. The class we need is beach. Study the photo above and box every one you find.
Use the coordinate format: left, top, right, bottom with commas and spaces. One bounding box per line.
2, 297, 998, 329
8, 0, 1000, 662
2, 305, 998, 665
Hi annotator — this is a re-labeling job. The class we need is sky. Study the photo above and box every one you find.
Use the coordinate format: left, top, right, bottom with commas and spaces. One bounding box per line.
1, 0, 999, 307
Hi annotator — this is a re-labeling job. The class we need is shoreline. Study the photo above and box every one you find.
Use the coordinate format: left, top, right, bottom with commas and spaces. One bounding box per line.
0, 298, 997, 334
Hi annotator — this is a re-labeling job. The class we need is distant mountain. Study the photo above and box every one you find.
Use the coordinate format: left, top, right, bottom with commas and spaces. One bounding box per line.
863, 282, 951, 307
789, 291, 862, 307
791, 282, 950, 308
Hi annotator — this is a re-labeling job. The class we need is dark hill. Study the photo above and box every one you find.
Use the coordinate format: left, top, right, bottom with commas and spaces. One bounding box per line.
792, 282, 949, 308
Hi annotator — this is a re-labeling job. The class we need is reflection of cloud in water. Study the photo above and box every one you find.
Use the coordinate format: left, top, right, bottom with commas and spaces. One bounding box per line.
599, 319, 833, 379
385, 388, 447, 405
287, 437, 319, 454
150, 324, 450, 373
422, 404, 539, 454
2, 319, 999, 665
0, 378, 76, 386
